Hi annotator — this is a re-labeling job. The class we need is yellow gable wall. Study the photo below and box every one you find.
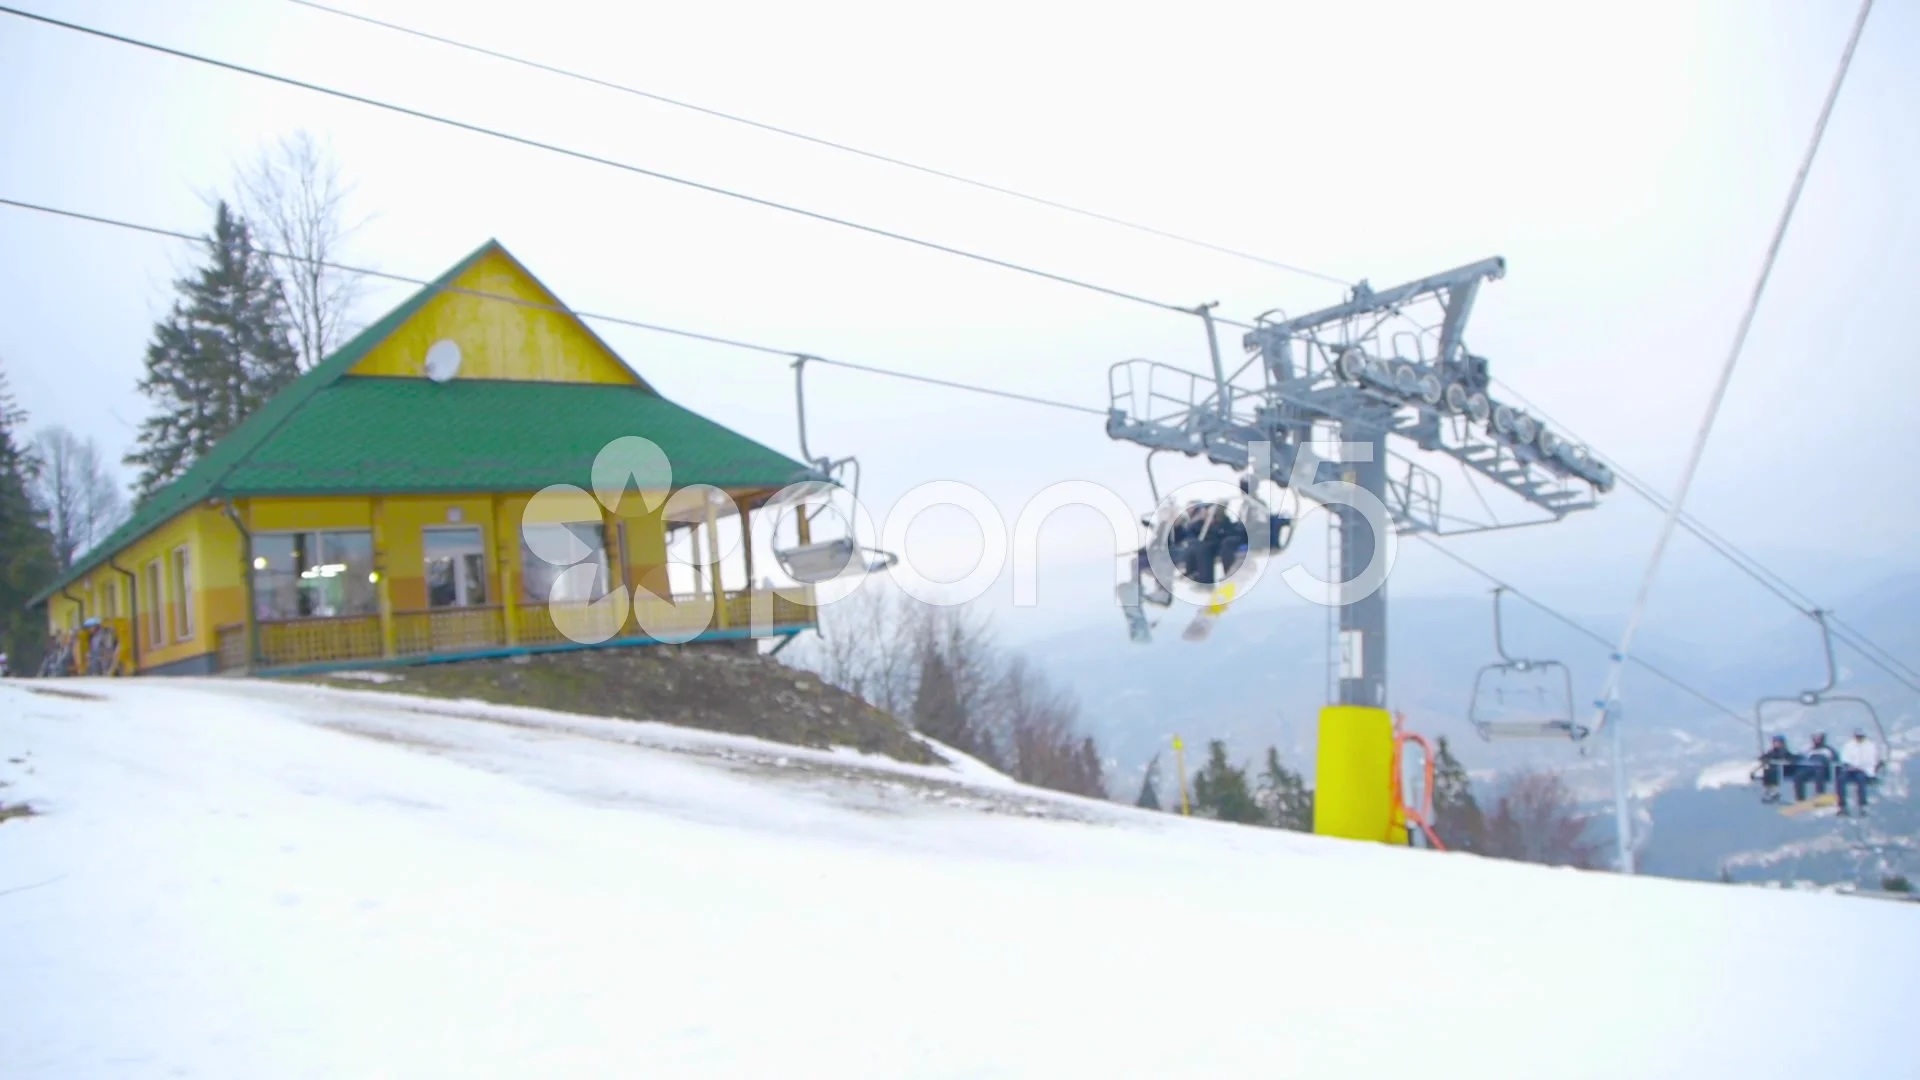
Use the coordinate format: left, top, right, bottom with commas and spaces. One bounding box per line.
46, 504, 240, 673
347, 248, 641, 386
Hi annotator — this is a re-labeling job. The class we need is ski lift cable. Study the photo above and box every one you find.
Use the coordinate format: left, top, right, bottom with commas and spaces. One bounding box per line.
1411, 533, 1754, 730
1496, 377, 1819, 611
17, 0, 1905, 689
17, 194, 1906, 715
285, 0, 1355, 290
1587, 0, 1875, 739
0, 5, 1230, 326
0, 196, 1106, 420
1492, 376, 1920, 694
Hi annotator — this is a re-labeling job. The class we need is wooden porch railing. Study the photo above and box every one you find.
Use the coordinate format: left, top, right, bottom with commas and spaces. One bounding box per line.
210, 588, 817, 672
394, 606, 504, 656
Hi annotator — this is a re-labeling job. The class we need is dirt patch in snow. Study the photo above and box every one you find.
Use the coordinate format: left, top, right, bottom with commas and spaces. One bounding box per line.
0, 801, 37, 823
301, 644, 942, 766
23, 686, 103, 702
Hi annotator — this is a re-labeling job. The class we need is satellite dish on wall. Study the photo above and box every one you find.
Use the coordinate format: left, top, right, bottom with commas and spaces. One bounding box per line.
424, 340, 463, 383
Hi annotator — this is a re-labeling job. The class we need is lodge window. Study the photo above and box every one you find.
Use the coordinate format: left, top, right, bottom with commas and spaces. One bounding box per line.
101, 579, 118, 619
171, 546, 194, 641
520, 522, 611, 605
424, 527, 489, 608
252, 531, 377, 620
144, 560, 163, 648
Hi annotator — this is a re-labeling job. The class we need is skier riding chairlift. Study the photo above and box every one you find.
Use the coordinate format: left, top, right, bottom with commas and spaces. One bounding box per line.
1751, 609, 1890, 809
1836, 727, 1885, 816
1118, 481, 1291, 643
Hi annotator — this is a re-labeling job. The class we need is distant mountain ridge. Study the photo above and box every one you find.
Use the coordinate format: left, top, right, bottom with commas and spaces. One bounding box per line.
1028, 569, 1919, 884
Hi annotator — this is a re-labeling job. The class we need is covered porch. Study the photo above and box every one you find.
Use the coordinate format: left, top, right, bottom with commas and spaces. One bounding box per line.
214, 486, 823, 675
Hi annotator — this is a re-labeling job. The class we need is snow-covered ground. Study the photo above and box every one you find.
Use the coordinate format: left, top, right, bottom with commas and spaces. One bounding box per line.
3, 678, 1916, 1079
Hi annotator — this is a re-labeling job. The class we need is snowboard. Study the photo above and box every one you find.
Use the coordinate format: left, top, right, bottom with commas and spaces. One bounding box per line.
1181, 583, 1236, 642
1779, 792, 1838, 817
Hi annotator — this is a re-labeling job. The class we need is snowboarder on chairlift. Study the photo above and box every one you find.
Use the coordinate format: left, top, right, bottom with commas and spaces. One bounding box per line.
1793, 733, 1839, 803
1757, 735, 1797, 804
1837, 728, 1883, 816
1235, 475, 1294, 557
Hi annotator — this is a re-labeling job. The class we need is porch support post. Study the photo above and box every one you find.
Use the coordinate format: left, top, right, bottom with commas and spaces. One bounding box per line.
740, 492, 756, 586
372, 496, 395, 659
705, 500, 728, 630
602, 505, 628, 637
495, 493, 518, 647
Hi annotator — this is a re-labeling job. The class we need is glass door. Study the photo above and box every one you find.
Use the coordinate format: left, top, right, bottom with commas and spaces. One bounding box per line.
424, 527, 489, 608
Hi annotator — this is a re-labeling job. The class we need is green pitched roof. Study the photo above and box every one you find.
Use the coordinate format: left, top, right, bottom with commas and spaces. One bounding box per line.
34, 241, 809, 603
226, 377, 812, 494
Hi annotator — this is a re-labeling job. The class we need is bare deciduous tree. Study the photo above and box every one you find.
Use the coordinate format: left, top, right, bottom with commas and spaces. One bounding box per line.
1483, 768, 1603, 869
238, 130, 364, 370
810, 588, 918, 717
30, 426, 126, 568
796, 587, 1108, 797
997, 656, 1105, 798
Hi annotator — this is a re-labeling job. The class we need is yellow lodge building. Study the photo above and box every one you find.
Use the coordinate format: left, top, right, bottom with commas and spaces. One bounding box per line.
33, 241, 820, 675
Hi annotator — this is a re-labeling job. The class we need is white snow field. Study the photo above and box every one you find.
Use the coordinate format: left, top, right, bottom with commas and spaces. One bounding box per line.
3, 678, 1916, 1079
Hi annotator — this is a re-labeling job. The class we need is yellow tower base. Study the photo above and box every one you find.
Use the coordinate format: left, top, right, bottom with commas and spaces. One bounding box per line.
1313, 705, 1405, 844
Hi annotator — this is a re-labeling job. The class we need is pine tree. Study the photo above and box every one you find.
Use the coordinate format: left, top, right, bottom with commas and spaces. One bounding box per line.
0, 364, 57, 670
1258, 746, 1315, 832
1076, 737, 1105, 800
1135, 753, 1162, 810
911, 648, 966, 746
911, 644, 1002, 766
1431, 736, 1486, 853
126, 201, 299, 497
1192, 740, 1263, 824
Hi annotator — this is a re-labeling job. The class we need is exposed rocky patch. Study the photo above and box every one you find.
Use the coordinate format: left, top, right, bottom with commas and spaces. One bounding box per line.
303, 643, 942, 766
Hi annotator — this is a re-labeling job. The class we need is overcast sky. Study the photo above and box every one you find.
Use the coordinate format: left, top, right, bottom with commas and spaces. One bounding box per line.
2, 0, 1915, 649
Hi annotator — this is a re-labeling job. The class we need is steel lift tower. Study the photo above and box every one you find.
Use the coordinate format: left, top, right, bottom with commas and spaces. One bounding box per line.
1106, 257, 1616, 728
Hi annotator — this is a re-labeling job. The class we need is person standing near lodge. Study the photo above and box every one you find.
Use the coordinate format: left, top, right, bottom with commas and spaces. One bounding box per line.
1837, 728, 1883, 816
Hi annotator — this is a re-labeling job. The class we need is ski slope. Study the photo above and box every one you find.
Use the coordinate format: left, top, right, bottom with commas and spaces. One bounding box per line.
3, 678, 1915, 1079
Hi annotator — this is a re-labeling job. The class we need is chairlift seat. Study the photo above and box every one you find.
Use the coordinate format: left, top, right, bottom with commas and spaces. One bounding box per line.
774, 537, 895, 585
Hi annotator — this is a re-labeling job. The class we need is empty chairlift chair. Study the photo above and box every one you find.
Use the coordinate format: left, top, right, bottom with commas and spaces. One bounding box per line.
1467, 587, 1587, 741
768, 357, 898, 586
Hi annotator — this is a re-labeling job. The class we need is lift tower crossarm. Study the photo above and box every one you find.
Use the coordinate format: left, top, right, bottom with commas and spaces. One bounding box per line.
1247, 257, 1506, 342
1103, 256, 1614, 714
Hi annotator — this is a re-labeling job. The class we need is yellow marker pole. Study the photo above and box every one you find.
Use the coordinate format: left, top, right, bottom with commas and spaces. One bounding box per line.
1173, 735, 1191, 816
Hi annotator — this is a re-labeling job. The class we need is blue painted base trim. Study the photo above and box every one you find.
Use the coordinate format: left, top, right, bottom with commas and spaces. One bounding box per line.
141, 651, 221, 676
249, 624, 811, 679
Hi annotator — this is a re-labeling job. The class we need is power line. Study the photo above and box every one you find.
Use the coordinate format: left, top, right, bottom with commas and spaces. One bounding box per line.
2, 191, 1851, 724
1490, 374, 1920, 696
0, 5, 1208, 323
1586, 0, 1874, 741
0, 195, 1104, 418
285, 0, 1353, 290
12, 4, 1903, 705
1411, 533, 1754, 731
